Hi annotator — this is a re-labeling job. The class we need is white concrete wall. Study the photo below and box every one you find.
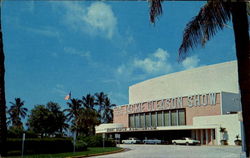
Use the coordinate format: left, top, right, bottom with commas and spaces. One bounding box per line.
193, 114, 241, 145
221, 92, 241, 114
129, 61, 239, 104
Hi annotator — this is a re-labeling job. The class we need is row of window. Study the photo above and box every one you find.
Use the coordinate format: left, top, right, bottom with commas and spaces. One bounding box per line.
129, 109, 186, 128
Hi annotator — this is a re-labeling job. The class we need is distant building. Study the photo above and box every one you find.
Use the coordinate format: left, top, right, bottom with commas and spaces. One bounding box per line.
96, 61, 242, 145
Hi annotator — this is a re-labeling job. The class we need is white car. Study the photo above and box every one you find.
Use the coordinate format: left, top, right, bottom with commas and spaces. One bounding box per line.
172, 137, 200, 145
122, 137, 141, 144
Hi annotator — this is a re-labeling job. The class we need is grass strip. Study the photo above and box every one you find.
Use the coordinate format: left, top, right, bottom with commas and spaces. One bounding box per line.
5, 147, 122, 158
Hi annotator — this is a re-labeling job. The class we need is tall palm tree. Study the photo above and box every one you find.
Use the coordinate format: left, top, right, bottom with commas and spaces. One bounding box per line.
82, 94, 96, 109
64, 98, 82, 136
95, 92, 107, 113
8, 98, 28, 128
95, 92, 108, 123
0, 1, 7, 156
102, 97, 116, 123
64, 98, 82, 122
149, 0, 249, 156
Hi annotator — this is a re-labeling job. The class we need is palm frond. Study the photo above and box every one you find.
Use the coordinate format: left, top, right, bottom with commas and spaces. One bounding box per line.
179, 1, 231, 60
149, 0, 163, 23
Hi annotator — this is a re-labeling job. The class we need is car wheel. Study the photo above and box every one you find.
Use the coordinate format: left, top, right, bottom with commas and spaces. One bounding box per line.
186, 142, 189, 146
173, 142, 176, 145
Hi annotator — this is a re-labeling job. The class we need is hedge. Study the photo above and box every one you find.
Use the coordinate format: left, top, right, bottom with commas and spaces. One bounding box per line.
7, 136, 114, 156
7, 138, 78, 156
79, 135, 116, 147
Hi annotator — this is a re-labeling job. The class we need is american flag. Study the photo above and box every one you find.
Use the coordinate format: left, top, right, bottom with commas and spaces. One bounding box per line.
64, 92, 71, 100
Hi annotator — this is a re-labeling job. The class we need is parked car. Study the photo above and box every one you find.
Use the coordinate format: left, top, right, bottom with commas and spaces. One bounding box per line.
143, 139, 162, 144
122, 137, 141, 144
172, 137, 200, 145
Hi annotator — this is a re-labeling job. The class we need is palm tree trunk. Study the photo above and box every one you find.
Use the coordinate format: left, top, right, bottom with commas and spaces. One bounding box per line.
0, 1, 7, 156
231, 2, 250, 157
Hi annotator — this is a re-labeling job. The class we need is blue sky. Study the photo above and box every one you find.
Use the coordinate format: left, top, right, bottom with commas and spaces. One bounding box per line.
3, 1, 236, 111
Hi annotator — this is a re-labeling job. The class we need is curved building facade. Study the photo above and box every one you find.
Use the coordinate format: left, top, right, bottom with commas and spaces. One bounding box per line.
129, 61, 239, 104
96, 61, 242, 146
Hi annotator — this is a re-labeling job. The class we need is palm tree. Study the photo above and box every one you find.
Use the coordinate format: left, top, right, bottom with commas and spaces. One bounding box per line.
149, 0, 249, 156
102, 97, 116, 123
0, 1, 7, 156
82, 94, 96, 109
76, 108, 100, 136
64, 98, 82, 136
95, 92, 108, 122
46, 102, 68, 135
8, 98, 28, 129
64, 98, 82, 122
95, 92, 107, 113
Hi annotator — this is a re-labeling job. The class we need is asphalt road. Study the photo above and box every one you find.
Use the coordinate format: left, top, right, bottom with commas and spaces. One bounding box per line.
92, 144, 242, 158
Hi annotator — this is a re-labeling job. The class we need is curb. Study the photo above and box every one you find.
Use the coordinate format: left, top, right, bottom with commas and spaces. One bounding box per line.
66, 148, 125, 158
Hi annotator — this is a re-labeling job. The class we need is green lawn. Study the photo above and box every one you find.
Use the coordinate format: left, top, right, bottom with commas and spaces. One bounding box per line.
6, 147, 122, 158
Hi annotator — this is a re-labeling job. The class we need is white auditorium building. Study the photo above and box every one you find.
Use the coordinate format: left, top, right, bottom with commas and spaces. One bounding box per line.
96, 61, 242, 145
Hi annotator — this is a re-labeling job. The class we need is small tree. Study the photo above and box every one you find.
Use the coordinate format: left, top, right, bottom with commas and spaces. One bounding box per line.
27, 105, 50, 137
27, 102, 67, 137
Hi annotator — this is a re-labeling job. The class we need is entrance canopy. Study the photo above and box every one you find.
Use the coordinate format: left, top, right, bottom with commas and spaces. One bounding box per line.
96, 124, 219, 134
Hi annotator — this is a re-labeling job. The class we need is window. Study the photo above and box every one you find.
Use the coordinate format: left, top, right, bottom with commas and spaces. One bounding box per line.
157, 112, 162, 126
145, 113, 151, 127
151, 112, 156, 127
164, 111, 170, 126
178, 109, 186, 125
129, 109, 186, 128
135, 114, 140, 128
129, 114, 135, 128
171, 110, 177, 126
140, 113, 145, 128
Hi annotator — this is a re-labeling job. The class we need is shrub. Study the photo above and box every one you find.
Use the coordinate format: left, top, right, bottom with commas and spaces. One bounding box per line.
7, 138, 74, 156
7, 127, 24, 138
75, 140, 88, 151
105, 138, 116, 147
79, 135, 116, 147
8, 129, 38, 138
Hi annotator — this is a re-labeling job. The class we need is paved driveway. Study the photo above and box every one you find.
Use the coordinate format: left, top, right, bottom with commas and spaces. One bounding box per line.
93, 144, 242, 158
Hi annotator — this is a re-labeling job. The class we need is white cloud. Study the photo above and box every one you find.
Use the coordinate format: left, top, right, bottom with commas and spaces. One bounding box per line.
114, 48, 173, 84
62, 2, 86, 30
182, 55, 200, 70
83, 2, 117, 39
153, 48, 169, 60
133, 48, 172, 74
117, 65, 127, 75
61, 2, 117, 39
25, 26, 60, 38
